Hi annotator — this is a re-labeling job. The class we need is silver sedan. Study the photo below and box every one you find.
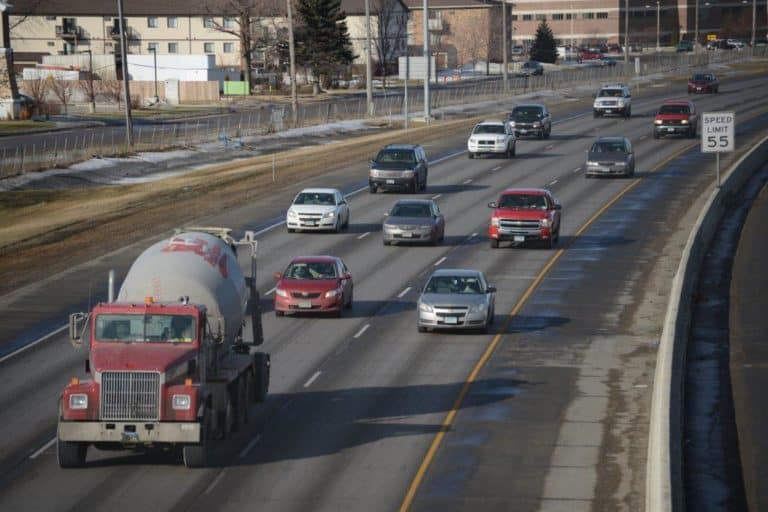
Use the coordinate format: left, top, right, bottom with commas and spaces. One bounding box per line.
383, 199, 445, 246
417, 269, 496, 333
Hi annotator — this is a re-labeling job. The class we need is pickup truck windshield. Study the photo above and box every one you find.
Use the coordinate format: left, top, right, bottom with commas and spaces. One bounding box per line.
425, 276, 484, 294
498, 194, 547, 209
95, 314, 196, 343
512, 107, 541, 118
659, 105, 690, 115
473, 125, 505, 134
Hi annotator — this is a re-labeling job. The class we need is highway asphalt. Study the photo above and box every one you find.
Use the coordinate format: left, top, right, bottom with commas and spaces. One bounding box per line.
0, 72, 767, 511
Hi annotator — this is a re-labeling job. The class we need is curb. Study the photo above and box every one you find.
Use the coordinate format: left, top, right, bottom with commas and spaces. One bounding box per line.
646, 134, 768, 512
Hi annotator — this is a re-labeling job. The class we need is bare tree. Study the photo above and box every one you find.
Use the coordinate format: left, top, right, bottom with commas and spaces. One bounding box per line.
372, 0, 407, 88
79, 76, 98, 112
101, 80, 123, 108
199, 0, 282, 94
47, 76, 74, 114
454, 12, 489, 72
21, 77, 47, 115
9, 0, 45, 30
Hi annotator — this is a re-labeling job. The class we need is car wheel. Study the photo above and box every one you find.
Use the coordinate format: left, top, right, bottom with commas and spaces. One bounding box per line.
511, 144, 516, 157
545, 127, 551, 139
287, 228, 295, 233
430, 232, 439, 246
383, 239, 391, 246
418, 326, 427, 333
468, 152, 475, 159
275, 310, 284, 317
421, 174, 428, 191
346, 290, 353, 309
343, 213, 350, 229
410, 180, 418, 194
334, 218, 342, 233
490, 239, 499, 249
653, 131, 660, 139
369, 185, 377, 194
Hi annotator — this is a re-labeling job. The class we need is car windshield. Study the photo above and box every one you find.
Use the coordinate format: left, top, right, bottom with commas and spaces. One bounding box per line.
473, 124, 505, 134
425, 275, 484, 294
95, 314, 196, 343
659, 105, 690, 115
284, 262, 338, 279
390, 203, 432, 217
692, 74, 713, 81
375, 149, 416, 164
591, 141, 627, 153
294, 192, 336, 206
498, 194, 547, 209
511, 107, 542, 118
598, 89, 624, 97
523, 62, 538, 68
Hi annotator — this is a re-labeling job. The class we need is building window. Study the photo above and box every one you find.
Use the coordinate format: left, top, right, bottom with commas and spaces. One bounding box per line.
510, 14, 518, 21
148, 42, 159, 52
204, 42, 215, 53
552, 13, 564, 20
223, 17, 236, 29
203, 16, 215, 28
566, 13, 573, 20
535, 14, 546, 21
223, 42, 234, 53
582, 12, 594, 19
522, 14, 533, 21
167, 16, 178, 28
47, 41, 55, 46
596, 12, 608, 19
168, 42, 178, 53
147, 16, 159, 28
45, 16, 56, 21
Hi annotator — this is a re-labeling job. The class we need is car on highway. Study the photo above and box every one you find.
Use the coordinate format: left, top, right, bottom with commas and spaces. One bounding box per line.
676, 40, 695, 52
417, 268, 496, 333
507, 103, 551, 139
383, 199, 445, 245
653, 99, 698, 139
593, 83, 632, 118
688, 73, 719, 93
518, 60, 544, 76
585, 136, 635, 178
273, 255, 353, 317
467, 120, 516, 159
488, 188, 562, 248
369, 144, 428, 194
286, 188, 350, 233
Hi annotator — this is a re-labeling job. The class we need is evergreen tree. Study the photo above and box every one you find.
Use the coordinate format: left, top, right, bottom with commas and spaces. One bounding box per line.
295, 0, 355, 86
530, 20, 558, 64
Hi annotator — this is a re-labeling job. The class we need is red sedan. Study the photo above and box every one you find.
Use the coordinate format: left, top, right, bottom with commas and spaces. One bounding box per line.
274, 256, 353, 317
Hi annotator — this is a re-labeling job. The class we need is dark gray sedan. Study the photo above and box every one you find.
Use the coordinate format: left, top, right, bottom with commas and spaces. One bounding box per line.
585, 136, 635, 178
382, 199, 445, 245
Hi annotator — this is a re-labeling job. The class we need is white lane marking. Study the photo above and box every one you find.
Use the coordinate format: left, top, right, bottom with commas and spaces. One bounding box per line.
573, 167, 582, 173
639, 135, 648, 140
434, 256, 447, 266
354, 324, 371, 338
431, 149, 467, 164
470, 232, 478, 238
432, 194, 442, 200
29, 437, 56, 459
549, 179, 559, 186
265, 287, 276, 296
303, 371, 322, 388
239, 434, 262, 459
545, 144, 554, 150
357, 231, 371, 239
397, 287, 412, 298
204, 469, 229, 494
0, 325, 67, 365
491, 166, 501, 171
462, 179, 473, 184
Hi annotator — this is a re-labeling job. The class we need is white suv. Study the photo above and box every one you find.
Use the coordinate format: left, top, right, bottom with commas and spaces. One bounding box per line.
593, 84, 632, 118
286, 188, 350, 233
467, 120, 516, 159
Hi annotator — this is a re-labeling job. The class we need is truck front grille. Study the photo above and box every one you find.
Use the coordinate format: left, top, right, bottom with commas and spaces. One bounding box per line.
500, 219, 539, 229
100, 371, 161, 421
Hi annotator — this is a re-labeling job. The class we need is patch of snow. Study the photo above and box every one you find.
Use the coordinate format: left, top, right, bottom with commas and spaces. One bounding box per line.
133, 150, 196, 163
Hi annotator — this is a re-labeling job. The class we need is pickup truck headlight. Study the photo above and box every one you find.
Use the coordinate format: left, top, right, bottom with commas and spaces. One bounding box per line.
532, 122, 541, 128
681, 119, 689, 124
419, 302, 433, 313
654, 119, 663, 125
172, 394, 191, 410
69, 393, 88, 410
275, 288, 288, 298
402, 170, 414, 177
508, 121, 516, 127
540, 217, 552, 227
586, 161, 599, 166
490, 217, 500, 227
322, 211, 335, 219
370, 169, 381, 177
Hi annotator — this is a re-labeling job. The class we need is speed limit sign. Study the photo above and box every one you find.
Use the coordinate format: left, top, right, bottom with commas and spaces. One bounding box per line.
702, 112, 735, 153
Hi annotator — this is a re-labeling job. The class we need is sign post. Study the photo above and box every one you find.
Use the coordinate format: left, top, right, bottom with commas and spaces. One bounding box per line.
701, 112, 735, 187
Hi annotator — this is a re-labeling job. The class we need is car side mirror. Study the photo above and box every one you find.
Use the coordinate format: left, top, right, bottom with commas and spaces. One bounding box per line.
384, 211, 389, 217
488, 201, 497, 208
343, 272, 352, 280
486, 286, 497, 293
553, 204, 562, 210
273, 271, 282, 279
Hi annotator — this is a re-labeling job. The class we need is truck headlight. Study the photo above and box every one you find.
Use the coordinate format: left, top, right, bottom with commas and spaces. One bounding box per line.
532, 122, 541, 128
275, 288, 288, 298
172, 394, 191, 410
370, 169, 381, 177
402, 170, 414, 177
491, 217, 500, 227
654, 119, 663, 125
586, 161, 599, 166
419, 302, 433, 313
69, 393, 88, 410
681, 119, 689, 124
540, 217, 552, 227
508, 121, 516, 127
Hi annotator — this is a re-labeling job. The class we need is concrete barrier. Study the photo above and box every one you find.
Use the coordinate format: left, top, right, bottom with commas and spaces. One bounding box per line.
646, 134, 768, 512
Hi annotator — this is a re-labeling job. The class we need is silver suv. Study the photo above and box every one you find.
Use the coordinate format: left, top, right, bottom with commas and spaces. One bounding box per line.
593, 84, 632, 118
417, 269, 496, 333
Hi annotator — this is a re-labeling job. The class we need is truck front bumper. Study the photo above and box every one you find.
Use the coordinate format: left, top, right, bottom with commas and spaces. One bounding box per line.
58, 420, 201, 444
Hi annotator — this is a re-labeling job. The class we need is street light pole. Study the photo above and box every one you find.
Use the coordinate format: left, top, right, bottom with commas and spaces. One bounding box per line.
422, 0, 430, 122
116, 0, 133, 146
502, 0, 508, 92
148, 46, 158, 102
656, 1, 660, 51
286, 0, 298, 126
751, 0, 756, 47
365, 0, 374, 117
624, 0, 630, 62
82, 49, 95, 113
695, 0, 699, 49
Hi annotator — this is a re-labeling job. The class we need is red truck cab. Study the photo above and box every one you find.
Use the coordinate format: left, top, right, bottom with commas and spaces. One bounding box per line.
653, 99, 698, 139
488, 188, 562, 249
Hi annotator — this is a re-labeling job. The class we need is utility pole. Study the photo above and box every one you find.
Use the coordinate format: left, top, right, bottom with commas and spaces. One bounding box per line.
624, 0, 630, 62
423, 0, 430, 122
751, 0, 756, 47
502, 0, 508, 92
82, 49, 95, 113
570, 0, 574, 55
656, 1, 660, 51
116, 0, 133, 146
694, 0, 699, 49
286, 0, 298, 126
148, 46, 158, 102
365, 0, 374, 117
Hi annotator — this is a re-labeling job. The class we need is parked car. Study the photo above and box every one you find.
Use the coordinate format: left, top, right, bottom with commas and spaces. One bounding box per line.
488, 188, 562, 249
688, 72, 719, 93
600, 56, 618, 66
653, 99, 698, 139
676, 40, 695, 52
585, 136, 635, 178
578, 50, 602, 63
518, 60, 544, 76
273, 255, 353, 317
593, 83, 632, 118
382, 199, 445, 246
369, 144, 428, 194
467, 120, 516, 158
507, 103, 551, 139
286, 188, 350, 233
417, 269, 496, 333
510, 45, 525, 56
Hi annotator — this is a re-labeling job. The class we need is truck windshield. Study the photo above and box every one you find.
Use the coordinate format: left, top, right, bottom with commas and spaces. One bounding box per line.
95, 314, 196, 343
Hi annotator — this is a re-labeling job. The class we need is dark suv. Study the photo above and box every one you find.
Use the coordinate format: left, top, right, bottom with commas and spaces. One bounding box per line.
508, 103, 552, 139
369, 144, 428, 194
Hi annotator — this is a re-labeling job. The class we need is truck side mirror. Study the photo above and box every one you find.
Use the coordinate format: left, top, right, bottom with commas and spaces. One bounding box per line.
69, 312, 86, 347
553, 204, 562, 210
488, 201, 497, 208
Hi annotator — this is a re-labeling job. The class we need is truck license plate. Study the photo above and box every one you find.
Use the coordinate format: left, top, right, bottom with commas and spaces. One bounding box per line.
667, 127, 674, 131
519, 129, 527, 134
444, 316, 458, 324
386, 179, 395, 184
514, 235, 525, 242
298, 301, 312, 309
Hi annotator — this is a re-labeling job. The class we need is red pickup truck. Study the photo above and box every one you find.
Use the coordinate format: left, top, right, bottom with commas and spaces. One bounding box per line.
488, 188, 562, 249
653, 99, 698, 139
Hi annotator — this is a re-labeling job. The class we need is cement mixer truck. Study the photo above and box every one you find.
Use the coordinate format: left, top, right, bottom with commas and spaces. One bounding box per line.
58, 227, 270, 468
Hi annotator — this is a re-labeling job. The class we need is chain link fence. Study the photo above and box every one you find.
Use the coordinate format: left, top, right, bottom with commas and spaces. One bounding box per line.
2, 47, 765, 179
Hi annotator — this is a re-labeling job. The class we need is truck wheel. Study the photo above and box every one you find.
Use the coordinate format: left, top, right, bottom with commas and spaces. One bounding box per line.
511, 144, 516, 157
287, 228, 295, 233
237, 376, 249, 427
253, 352, 270, 403
275, 310, 284, 317
410, 180, 418, 194
57, 438, 87, 468
369, 185, 377, 194
593, 111, 600, 118
183, 409, 211, 468
468, 153, 475, 159
418, 326, 427, 333
490, 239, 499, 249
